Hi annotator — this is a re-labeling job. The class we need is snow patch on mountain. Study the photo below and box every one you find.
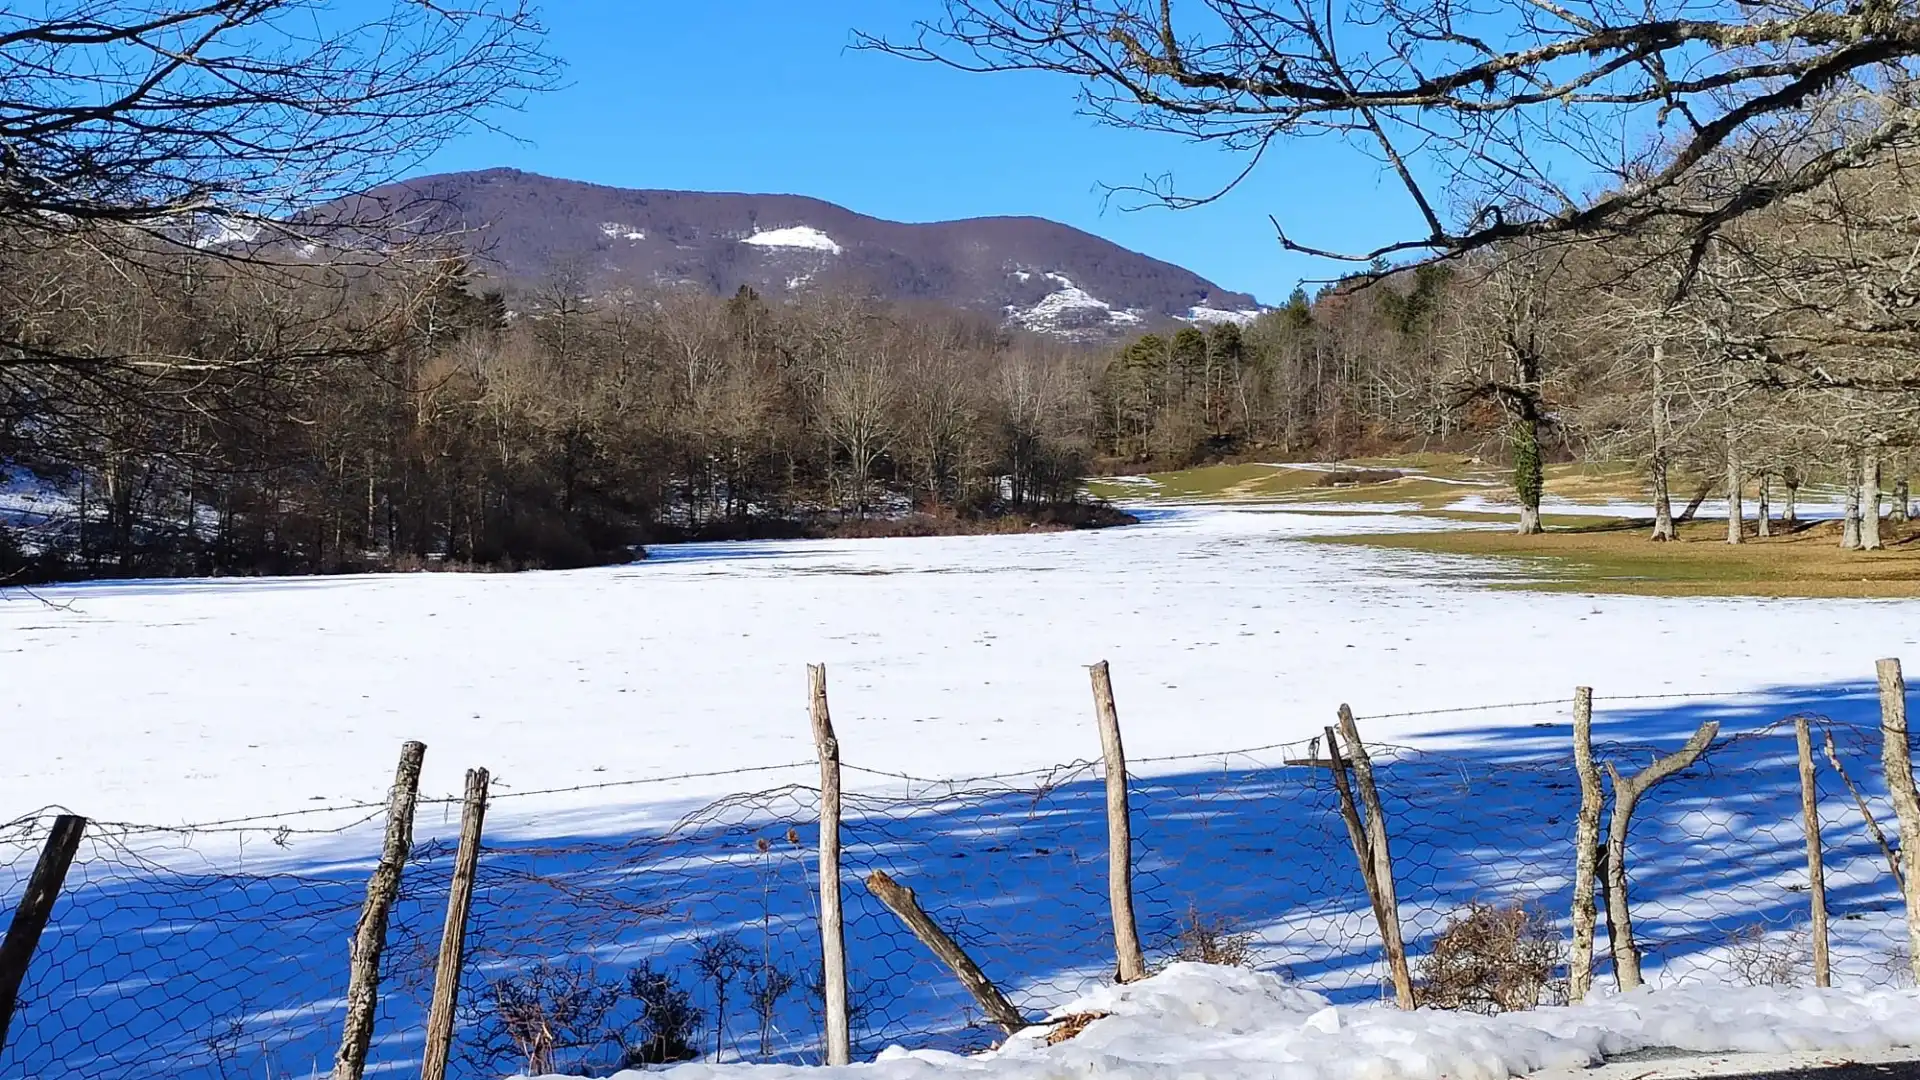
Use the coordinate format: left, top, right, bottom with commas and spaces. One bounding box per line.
1008, 272, 1146, 339
192, 217, 261, 249
741, 225, 843, 255
1184, 304, 1266, 326
599, 222, 645, 241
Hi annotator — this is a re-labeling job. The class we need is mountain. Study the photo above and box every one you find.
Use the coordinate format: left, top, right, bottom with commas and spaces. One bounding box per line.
359, 169, 1266, 340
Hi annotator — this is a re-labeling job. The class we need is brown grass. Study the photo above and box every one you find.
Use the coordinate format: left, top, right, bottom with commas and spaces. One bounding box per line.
1317, 517, 1920, 598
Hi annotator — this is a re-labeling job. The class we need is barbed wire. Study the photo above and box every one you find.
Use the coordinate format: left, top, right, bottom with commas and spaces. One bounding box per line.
0, 700, 1911, 1079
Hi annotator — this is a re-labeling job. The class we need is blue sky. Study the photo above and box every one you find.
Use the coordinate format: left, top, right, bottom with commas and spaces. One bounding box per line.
411, 2, 1428, 304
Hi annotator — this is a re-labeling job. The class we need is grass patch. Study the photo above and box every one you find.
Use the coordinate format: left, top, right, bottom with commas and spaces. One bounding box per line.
1316, 518, 1920, 598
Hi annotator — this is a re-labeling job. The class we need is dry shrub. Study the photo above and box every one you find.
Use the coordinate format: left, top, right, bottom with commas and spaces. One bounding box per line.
1725, 923, 1810, 987
1877, 943, 1916, 988
1415, 901, 1563, 1013
1169, 904, 1257, 968
1043, 1011, 1112, 1045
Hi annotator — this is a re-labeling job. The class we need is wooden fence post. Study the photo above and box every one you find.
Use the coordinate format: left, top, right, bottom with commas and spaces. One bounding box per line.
1568, 687, 1604, 1002
1877, 657, 1920, 985
1322, 726, 1398, 1001
864, 870, 1028, 1035
1602, 721, 1717, 991
1088, 661, 1147, 984
420, 767, 489, 1080
0, 814, 86, 1058
1794, 718, 1830, 987
810, 664, 851, 1066
1332, 708, 1415, 1009
332, 740, 425, 1080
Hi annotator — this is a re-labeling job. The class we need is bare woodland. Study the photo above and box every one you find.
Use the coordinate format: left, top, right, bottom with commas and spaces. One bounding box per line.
10, 1, 1920, 581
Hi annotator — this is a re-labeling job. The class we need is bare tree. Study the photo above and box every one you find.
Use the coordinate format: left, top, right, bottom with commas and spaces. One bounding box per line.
864, 1, 1920, 269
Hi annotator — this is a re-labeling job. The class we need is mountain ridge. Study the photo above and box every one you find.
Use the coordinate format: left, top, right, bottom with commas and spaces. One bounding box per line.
363, 168, 1266, 339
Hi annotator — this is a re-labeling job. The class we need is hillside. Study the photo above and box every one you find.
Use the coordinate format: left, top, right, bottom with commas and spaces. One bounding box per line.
359, 168, 1265, 339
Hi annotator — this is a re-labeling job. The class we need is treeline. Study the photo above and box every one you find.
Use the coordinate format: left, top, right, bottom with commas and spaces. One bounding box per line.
1, 242, 1113, 581
1091, 268, 1459, 466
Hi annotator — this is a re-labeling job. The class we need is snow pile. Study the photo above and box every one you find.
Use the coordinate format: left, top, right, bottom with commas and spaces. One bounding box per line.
1007, 272, 1145, 339
1184, 304, 1267, 326
742, 225, 844, 255
578, 965, 1920, 1080
600, 222, 646, 241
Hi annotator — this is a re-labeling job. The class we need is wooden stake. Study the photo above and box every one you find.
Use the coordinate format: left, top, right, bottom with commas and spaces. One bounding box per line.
0, 814, 85, 1058
420, 767, 490, 1080
1602, 721, 1718, 991
1823, 728, 1902, 888
1569, 687, 1604, 1001
864, 870, 1027, 1035
1324, 724, 1395, 998
810, 664, 851, 1066
1877, 657, 1920, 985
1332, 709, 1415, 1010
1794, 718, 1830, 987
1089, 661, 1147, 984
332, 740, 425, 1080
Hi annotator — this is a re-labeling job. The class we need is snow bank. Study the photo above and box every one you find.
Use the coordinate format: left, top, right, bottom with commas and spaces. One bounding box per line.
572, 965, 1920, 1080
743, 226, 844, 255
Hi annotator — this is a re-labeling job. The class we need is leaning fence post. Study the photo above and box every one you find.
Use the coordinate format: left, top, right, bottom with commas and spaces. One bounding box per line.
810, 664, 852, 1066
1877, 657, 1920, 985
0, 814, 86, 1058
1089, 661, 1147, 983
1794, 718, 1831, 987
864, 870, 1028, 1035
1569, 687, 1604, 1002
1333, 708, 1415, 1009
420, 767, 489, 1080
332, 740, 426, 1080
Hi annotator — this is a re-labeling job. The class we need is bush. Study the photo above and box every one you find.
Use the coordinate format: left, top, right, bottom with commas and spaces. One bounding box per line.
1415, 902, 1562, 1013
622, 962, 703, 1066
1726, 923, 1810, 987
1168, 905, 1256, 968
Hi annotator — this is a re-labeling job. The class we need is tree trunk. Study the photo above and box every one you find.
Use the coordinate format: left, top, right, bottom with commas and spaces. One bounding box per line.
1895, 474, 1912, 526
1784, 472, 1800, 525
1724, 426, 1743, 545
1757, 474, 1772, 538
1650, 454, 1676, 541
1649, 343, 1676, 542
1675, 478, 1713, 523
1862, 449, 1884, 551
1514, 416, 1543, 535
1843, 462, 1862, 551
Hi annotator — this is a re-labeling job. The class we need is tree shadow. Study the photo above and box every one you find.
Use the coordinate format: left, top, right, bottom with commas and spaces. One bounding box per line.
0, 680, 1905, 1078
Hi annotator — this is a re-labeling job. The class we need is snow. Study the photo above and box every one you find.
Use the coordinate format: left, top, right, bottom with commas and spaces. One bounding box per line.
1007, 272, 1146, 339
547, 964, 1920, 1080
601, 222, 647, 241
742, 225, 844, 255
3, 504, 1914, 829
1184, 304, 1267, 326
7, 500, 1920, 1078
191, 216, 261, 249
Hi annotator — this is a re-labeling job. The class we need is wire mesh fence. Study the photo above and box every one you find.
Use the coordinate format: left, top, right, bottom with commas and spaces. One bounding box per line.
0, 686, 1914, 1079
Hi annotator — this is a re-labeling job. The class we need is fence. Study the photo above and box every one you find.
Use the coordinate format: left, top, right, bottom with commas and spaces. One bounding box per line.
1, 660, 1916, 1079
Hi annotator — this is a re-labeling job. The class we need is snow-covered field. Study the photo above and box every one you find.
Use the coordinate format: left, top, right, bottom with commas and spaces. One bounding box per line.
5, 502, 1920, 1080
3, 504, 1912, 830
